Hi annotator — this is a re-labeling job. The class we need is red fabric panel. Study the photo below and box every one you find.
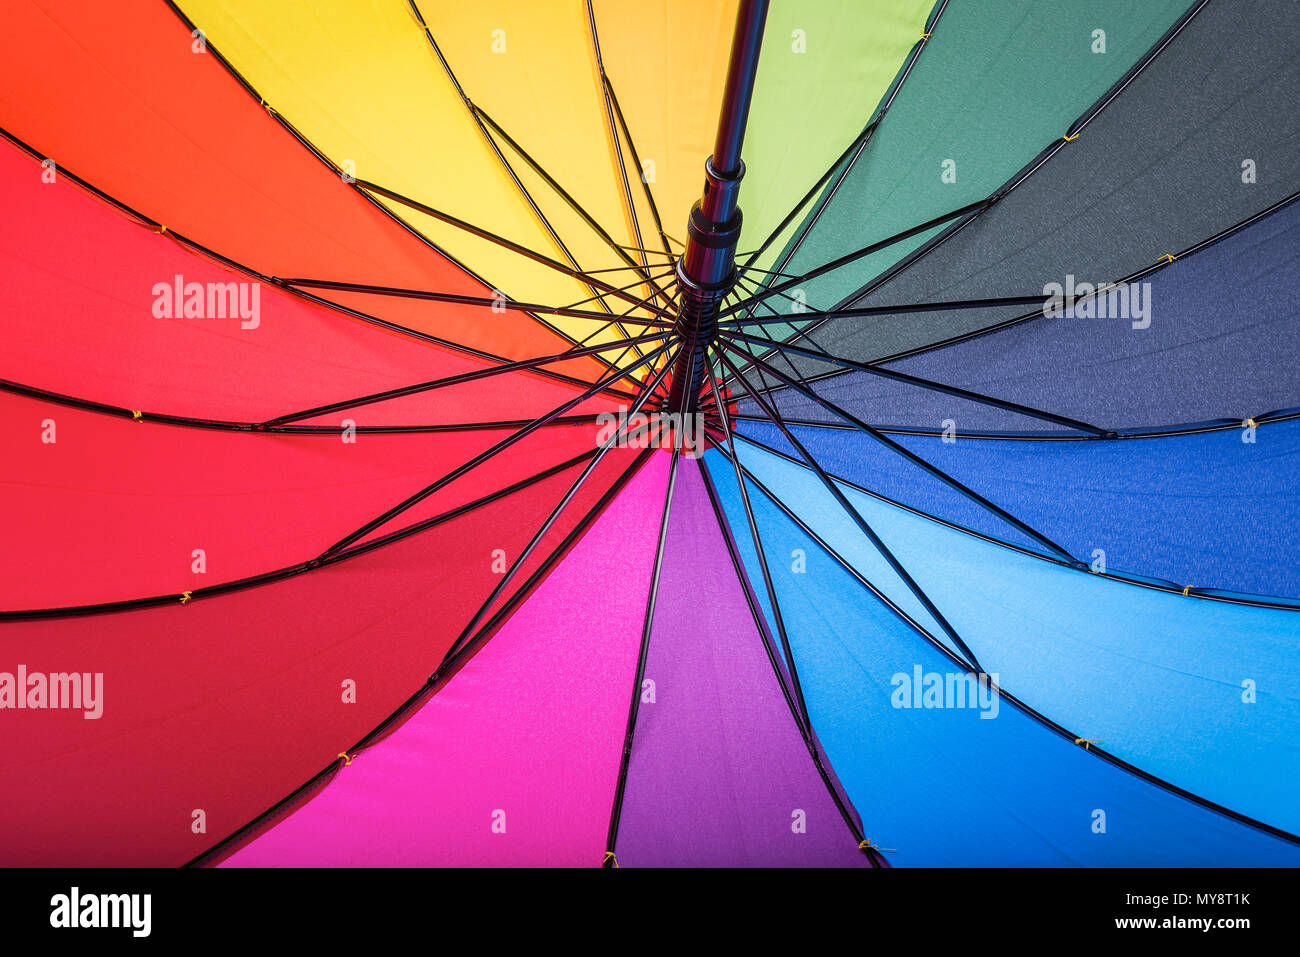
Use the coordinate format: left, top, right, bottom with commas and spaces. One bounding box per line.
0, 0, 605, 382
0, 139, 620, 424
0, 450, 642, 866
0, 389, 604, 609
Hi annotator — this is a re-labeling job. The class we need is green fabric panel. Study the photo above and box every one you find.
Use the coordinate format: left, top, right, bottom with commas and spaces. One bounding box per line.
741, 0, 933, 274
749, 0, 1192, 343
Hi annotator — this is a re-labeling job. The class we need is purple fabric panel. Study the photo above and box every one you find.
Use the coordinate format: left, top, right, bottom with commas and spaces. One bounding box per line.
614, 459, 868, 867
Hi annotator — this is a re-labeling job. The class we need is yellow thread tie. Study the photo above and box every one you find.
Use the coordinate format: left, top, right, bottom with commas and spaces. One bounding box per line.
920, 31, 932, 40
179, 591, 192, 604
131, 409, 143, 421
1182, 585, 1193, 596
338, 752, 354, 766
1075, 737, 1102, 751
859, 838, 896, 852
1062, 132, 1080, 142
1158, 253, 1177, 264
603, 851, 619, 868
1245, 418, 1258, 429
260, 99, 277, 116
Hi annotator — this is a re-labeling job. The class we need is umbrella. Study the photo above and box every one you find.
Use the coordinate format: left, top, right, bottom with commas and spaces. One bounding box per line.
1, 0, 1297, 868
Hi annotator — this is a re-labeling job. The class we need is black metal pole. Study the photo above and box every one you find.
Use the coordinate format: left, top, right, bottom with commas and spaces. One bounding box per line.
665, 0, 769, 415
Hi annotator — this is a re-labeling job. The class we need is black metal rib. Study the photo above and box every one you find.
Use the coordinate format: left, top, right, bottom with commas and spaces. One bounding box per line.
729, 0, 951, 334
276, 278, 672, 327
322, 336, 675, 556
261, 329, 673, 427
0, 376, 618, 435
722, 339, 1080, 562
1, 445, 602, 622
603, 439, 682, 866
602, 79, 674, 258
719, 292, 1051, 326
726, 270, 1109, 436
703, 352, 812, 724
716, 348, 984, 671
720, 197, 990, 323
722, 327, 1110, 437
354, 178, 660, 316
728, 421, 1300, 611
439, 342, 680, 665
159, 0, 604, 358
584, 0, 664, 310
472, 103, 673, 301
708, 438, 943, 646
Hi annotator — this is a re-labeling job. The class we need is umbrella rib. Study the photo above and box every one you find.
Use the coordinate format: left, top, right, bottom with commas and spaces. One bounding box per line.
355, 178, 658, 316
719, 291, 1051, 326
820, 186, 1300, 384
735, 185, 1300, 399
734, 118, 881, 288
437, 341, 681, 666
602, 80, 675, 258
722, 322, 1110, 437
585, 0, 670, 306
708, 440, 943, 646
261, 329, 674, 427
422, 445, 657, 686
602, 435, 683, 866
718, 196, 994, 386
472, 102, 674, 305
279, 276, 675, 327
701, 367, 881, 865
719, 197, 989, 322
703, 351, 812, 725
0, 377, 617, 436
406, 0, 654, 365
0, 444, 604, 623
716, 347, 984, 672
558, 267, 678, 311
320, 333, 676, 557
722, 338, 1080, 562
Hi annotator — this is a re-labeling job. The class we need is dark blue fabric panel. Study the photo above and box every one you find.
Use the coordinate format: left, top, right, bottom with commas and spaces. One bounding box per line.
735, 417, 1300, 599
753, 195, 1300, 431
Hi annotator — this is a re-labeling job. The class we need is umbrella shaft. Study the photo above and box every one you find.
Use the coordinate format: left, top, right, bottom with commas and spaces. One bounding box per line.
667, 0, 769, 416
